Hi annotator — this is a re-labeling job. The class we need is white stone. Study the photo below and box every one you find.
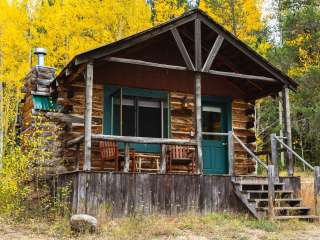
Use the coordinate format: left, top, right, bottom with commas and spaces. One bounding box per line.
70, 214, 97, 233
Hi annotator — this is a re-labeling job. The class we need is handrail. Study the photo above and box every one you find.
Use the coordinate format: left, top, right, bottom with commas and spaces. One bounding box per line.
66, 134, 198, 147
232, 132, 268, 170
66, 136, 84, 147
202, 132, 229, 136
274, 135, 314, 171
92, 134, 197, 146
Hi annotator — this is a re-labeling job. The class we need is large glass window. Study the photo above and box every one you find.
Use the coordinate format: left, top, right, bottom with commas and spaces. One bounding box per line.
111, 88, 169, 139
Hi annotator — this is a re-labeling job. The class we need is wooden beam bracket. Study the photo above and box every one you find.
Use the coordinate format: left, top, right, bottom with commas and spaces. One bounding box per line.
202, 35, 224, 72
171, 28, 195, 71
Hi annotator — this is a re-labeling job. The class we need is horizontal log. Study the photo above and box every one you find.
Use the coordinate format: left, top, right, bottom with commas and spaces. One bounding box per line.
67, 135, 197, 147
31, 90, 51, 96
105, 57, 188, 71
208, 70, 276, 82
66, 136, 84, 146
92, 134, 197, 146
202, 132, 229, 136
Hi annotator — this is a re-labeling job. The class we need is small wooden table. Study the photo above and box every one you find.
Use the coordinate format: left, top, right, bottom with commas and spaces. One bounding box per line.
135, 153, 160, 172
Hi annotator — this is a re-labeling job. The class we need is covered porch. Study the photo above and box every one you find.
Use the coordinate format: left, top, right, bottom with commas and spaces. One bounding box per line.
59, 10, 297, 176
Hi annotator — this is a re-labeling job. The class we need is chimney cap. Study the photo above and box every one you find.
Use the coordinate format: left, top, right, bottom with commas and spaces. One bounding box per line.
34, 48, 47, 55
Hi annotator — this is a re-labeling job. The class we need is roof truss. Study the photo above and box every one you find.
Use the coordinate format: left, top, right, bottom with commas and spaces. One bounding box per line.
61, 9, 297, 91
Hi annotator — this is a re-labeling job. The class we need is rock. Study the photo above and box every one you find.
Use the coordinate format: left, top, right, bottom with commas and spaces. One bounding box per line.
70, 214, 97, 233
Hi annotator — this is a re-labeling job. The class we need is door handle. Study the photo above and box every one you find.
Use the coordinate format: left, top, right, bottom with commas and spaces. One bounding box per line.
222, 142, 227, 146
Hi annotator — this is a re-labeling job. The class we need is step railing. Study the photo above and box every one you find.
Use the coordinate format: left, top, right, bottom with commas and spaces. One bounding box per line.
270, 133, 320, 216
232, 132, 276, 219
232, 132, 268, 171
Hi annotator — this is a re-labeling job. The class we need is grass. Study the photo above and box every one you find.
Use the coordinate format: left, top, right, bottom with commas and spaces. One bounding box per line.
0, 212, 319, 240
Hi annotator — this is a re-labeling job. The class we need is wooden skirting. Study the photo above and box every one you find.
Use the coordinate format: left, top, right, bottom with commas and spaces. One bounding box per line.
55, 172, 248, 218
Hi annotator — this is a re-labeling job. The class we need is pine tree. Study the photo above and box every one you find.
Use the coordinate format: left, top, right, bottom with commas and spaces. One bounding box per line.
263, 0, 320, 166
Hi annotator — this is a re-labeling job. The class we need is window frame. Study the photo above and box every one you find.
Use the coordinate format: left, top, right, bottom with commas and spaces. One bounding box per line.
104, 85, 170, 153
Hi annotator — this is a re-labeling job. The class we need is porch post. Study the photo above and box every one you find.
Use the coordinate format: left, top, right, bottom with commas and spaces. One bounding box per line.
195, 73, 203, 174
270, 133, 278, 178
282, 87, 293, 176
84, 61, 93, 171
314, 166, 320, 215
268, 165, 275, 220
194, 19, 203, 174
228, 131, 234, 175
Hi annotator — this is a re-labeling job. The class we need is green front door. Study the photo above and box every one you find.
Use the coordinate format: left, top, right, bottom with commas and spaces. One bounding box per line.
202, 99, 230, 174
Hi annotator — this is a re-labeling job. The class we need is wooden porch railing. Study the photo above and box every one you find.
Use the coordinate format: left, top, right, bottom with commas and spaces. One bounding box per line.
66, 134, 197, 173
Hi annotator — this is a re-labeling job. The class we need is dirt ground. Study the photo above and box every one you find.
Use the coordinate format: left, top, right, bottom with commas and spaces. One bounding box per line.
0, 213, 319, 240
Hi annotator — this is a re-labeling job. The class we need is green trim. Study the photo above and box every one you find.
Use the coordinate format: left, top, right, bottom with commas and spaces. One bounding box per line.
32, 95, 58, 111
104, 85, 170, 153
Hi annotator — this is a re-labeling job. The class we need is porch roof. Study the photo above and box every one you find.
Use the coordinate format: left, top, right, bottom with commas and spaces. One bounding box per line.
56, 9, 298, 100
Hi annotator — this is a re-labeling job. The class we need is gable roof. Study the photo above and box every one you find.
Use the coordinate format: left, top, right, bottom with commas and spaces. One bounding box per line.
57, 8, 298, 90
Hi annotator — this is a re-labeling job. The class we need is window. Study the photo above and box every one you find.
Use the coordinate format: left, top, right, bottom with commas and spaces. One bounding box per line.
202, 106, 222, 140
111, 88, 169, 139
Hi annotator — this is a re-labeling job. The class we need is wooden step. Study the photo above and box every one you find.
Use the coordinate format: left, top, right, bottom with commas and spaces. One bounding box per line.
259, 207, 309, 211
257, 207, 310, 215
244, 190, 294, 200
243, 190, 293, 194
232, 176, 316, 221
249, 198, 302, 208
234, 182, 284, 186
234, 182, 284, 191
274, 215, 319, 221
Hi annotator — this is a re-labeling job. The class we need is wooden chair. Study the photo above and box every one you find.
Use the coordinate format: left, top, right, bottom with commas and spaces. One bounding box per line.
99, 140, 120, 171
99, 141, 137, 172
166, 145, 195, 173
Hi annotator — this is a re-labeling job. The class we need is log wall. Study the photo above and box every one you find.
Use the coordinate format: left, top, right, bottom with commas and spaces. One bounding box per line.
58, 80, 104, 170
21, 66, 68, 173
58, 87, 257, 174
232, 100, 256, 175
170, 92, 195, 139
22, 67, 257, 175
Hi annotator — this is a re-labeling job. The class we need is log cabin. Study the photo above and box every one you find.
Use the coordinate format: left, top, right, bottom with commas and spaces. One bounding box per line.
20, 9, 320, 220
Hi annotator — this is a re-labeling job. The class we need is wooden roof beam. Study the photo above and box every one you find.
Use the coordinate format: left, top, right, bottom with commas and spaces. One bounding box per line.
202, 35, 224, 72
198, 14, 295, 89
194, 19, 202, 71
104, 56, 276, 83
208, 70, 277, 82
215, 56, 264, 91
104, 57, 187, 71
171, 28, 195, 71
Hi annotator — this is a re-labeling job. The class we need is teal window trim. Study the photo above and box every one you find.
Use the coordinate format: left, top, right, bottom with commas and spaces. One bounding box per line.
32, 95, 58, 111
104, 85, 170, 153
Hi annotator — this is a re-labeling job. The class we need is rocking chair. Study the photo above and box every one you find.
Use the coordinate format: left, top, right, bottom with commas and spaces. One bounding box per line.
99, 140, 137, 171
99, 140, 120, 171
166, 145, 196, 173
